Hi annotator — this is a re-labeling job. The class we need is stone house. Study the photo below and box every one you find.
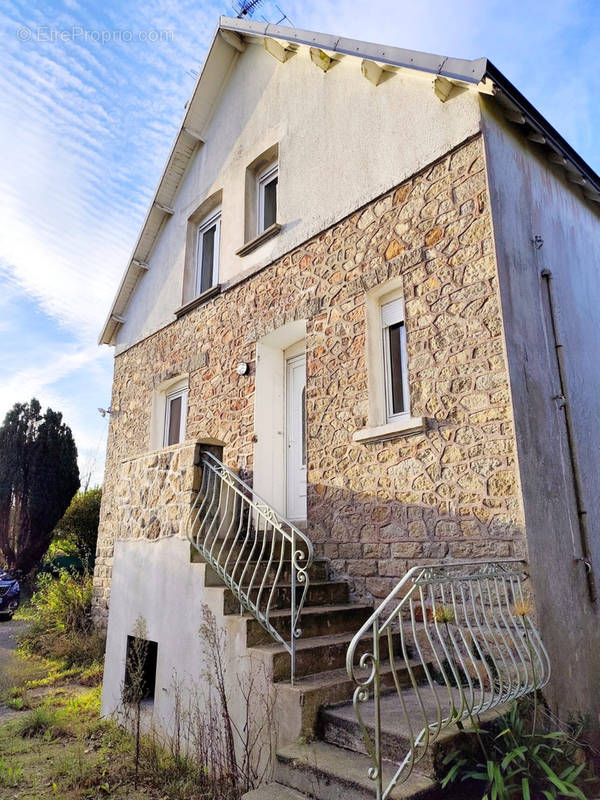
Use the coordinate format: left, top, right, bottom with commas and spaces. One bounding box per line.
95, 17, 600, 797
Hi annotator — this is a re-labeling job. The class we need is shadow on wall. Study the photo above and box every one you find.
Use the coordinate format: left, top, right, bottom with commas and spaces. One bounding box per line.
228, 467, 524, 603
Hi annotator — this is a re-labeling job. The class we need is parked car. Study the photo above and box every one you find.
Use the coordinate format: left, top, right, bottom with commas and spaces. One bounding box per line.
0, 571, 20, 620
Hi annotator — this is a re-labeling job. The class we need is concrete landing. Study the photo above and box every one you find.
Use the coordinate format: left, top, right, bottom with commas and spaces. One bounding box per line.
241, 782, 308, 799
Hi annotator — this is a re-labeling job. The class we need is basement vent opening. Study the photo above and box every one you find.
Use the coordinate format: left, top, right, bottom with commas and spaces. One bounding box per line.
124, 635, 158, 704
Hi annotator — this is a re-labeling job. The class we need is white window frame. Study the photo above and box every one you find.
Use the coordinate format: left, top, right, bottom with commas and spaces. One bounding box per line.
163, 380, 188, 447
257, 163, 278, 234
195, 208, 221, 296
381, 295, 410, 423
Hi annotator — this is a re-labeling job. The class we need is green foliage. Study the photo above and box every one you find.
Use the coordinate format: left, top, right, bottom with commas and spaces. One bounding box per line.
0, 398, 80, 576
19, 569, 105, 668
52, 487, 102, 568
15, 706, 65, 740
0, 758, 24, 788
441, 700, 596, 799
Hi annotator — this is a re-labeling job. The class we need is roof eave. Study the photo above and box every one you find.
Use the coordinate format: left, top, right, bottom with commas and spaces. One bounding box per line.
98, 21, 227, 346
219, 16, 487, 83
482, 60, 600, 196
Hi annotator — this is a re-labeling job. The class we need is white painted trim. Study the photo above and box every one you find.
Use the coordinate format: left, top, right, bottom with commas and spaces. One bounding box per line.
364, 277, 412, 429
353, 415, 425, 443
257, 163, 278, 234
381, 295, 410, 422
195, 207, 221, 295
163, 385, 188, 447
150, 375, 189, 451
285, 349, 307, 522
253, 320, 306, 516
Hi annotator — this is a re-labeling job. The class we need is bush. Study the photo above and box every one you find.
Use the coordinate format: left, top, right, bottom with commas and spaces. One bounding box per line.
19, 569, 105, 669
50, 487, 102, 570
441, 698, 597, 799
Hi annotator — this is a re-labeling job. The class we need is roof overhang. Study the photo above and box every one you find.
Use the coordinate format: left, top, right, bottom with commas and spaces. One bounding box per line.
99, 17, 600, 346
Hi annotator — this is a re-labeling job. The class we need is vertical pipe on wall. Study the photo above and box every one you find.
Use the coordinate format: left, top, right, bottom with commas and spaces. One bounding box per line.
541, 269, 597, 605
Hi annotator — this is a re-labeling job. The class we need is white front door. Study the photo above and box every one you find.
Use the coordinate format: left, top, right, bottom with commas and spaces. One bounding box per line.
286, 353, 307, 521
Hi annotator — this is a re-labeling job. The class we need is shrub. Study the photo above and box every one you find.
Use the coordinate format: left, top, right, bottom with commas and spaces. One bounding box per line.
442, 698, 597, 799
50, 487, 102, 570
19, 569, 105, 668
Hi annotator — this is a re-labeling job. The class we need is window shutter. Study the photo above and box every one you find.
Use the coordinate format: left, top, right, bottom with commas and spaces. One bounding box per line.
381, 297, 404, 328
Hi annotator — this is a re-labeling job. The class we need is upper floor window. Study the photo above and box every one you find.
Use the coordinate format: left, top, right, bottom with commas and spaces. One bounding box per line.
381, 296, 409, 421
257, 163, 278, 233
164, 381, 188, 446
196, 209, 221, 296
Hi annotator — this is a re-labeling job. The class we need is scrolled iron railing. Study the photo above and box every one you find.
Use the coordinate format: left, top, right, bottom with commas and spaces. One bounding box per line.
187, 450, 314, 683
346, 559, 550, 799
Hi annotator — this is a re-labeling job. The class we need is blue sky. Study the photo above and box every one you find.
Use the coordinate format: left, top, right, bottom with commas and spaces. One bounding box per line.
1, 0, 599, 486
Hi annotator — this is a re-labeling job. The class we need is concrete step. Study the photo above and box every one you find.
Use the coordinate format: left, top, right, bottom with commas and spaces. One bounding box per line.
250, 630, 402, 682
277, 660, 426, 741
245, 603, 373, 647
320, 689, 508, 779
223, 580, 349, 615
241, 782, 308, 800
201, 554, 329, 587
275, 741, 440, 800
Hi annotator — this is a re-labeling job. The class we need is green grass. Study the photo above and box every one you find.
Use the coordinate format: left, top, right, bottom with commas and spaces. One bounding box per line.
0, 682, 240, 799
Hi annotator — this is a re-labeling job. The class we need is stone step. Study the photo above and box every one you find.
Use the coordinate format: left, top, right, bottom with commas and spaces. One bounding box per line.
223, 580, 349, 615
250, 630, 401, 682
245, 603, 373, 647
241, 782, 308, 800
275, 741, 440, 800
277, 660, 426, 741
199, 551, 329, 587
320, 689, 508, 779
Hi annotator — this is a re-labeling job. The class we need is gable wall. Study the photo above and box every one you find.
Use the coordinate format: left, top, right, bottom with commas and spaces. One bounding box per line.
482, 98, 600, 718
114, 41, 481, 353
94, 135, 527, 622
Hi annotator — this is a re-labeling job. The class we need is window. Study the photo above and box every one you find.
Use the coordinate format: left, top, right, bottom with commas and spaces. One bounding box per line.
196, 209, 221, 296
164, 383, 187, 446
381, 296, 409, 421
353, 281, 423, 444
257, 164, 278, 233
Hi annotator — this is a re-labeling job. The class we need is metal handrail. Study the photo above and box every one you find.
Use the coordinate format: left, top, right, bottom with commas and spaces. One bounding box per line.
186, 450, 314, 684
346, 559, 550, 799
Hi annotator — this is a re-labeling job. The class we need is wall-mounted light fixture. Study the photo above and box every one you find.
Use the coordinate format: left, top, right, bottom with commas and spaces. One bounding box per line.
236, 362, 249, 376
98, 406, 112, 417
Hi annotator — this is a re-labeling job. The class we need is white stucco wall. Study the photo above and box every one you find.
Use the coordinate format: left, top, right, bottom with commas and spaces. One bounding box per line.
101, 536, 269, 752
482, 98, 600, 720
115, 42, 481, 354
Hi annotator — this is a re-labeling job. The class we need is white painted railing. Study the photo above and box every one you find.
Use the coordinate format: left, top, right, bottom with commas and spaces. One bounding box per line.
187, 450, 313, 683
346, 559, 550, 799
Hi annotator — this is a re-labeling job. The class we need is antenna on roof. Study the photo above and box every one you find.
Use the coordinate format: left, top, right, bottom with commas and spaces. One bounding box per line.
233, 0, 264, 18
262, 4, 294, 25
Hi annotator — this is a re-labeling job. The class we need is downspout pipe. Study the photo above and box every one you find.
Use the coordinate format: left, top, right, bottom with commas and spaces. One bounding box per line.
541, 269, 597, 605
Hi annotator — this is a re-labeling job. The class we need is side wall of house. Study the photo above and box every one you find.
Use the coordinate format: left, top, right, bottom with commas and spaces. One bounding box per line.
482, 99, 600, 719
94, 135, 527, 622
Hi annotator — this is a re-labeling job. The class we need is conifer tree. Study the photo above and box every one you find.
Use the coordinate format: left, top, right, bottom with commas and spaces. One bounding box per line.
0, 398, 80, 575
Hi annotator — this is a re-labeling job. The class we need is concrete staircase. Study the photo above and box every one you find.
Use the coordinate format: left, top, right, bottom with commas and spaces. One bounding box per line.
193, 545, 478, 800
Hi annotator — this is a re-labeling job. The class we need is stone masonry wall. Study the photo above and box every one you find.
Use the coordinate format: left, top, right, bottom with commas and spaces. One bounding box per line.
94, 134, 527, 621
